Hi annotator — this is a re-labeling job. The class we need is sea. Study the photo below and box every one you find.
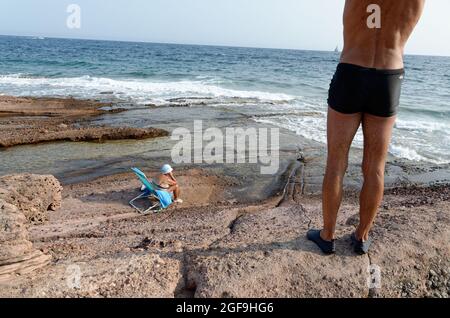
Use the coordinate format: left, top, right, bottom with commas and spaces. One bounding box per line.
0, 35, 449, 165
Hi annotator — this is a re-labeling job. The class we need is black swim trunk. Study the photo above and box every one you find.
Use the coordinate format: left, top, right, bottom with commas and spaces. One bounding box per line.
327, 63, 405, 117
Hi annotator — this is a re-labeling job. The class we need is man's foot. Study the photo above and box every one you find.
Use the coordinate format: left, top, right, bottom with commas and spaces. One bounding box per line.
351, 233, 372, 255
174, 198, 183, 204
306, 229, 336, 255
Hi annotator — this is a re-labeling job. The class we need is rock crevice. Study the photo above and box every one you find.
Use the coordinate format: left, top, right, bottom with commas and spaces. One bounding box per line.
0, 174, 61, 282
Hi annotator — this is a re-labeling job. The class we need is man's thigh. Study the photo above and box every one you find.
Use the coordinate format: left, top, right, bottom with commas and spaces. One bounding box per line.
327, 107, 362, 163
361, 113, 396, 171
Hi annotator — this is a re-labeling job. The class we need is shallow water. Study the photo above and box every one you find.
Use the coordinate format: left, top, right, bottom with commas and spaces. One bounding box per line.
0, 35, 449, 165
0, 105, 304, 184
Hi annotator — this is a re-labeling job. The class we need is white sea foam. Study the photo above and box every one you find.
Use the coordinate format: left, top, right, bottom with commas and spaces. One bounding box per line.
0, 74, 295, 105
0, 73, 448, 165
256, 114, 449, 165
395, 118, 448, 133
256, 113, 365, 148
389, 144, 431, 163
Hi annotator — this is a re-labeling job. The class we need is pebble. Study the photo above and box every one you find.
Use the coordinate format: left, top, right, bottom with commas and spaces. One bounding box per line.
433, 291, 442, 298
173, 241, 183, 252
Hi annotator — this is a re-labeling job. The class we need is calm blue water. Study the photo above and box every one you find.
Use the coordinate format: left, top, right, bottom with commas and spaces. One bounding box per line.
0, 35, 449, 164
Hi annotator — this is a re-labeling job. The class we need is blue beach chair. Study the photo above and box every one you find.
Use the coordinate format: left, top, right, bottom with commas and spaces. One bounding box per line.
129, 167, 173, 214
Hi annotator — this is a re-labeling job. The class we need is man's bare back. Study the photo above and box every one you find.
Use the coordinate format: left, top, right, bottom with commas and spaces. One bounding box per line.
341, 0, 425, 69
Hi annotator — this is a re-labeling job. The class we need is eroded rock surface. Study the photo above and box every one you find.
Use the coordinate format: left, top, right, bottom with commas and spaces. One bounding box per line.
0, 172, 448, 298
0, 174, 62, 224
0, 174, 60, 282
4, 253, 182, 298
0, 95, 169, 147
0, 200, 51, 282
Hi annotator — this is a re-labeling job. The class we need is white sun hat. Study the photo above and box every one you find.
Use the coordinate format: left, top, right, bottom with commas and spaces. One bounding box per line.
161, 164, 173, 174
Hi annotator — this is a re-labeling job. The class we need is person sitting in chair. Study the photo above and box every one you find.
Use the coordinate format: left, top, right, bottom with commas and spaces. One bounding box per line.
153, 164, 183, 204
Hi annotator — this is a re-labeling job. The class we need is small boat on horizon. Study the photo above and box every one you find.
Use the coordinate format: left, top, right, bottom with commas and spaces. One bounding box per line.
334, 46, 340, 53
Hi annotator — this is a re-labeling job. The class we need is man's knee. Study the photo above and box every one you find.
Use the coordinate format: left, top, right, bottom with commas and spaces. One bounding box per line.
362, 164, 385, 181
326, 157, 348, 177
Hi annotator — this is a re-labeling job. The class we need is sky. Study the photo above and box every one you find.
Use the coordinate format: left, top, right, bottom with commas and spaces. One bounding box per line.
0, 0, 449, 56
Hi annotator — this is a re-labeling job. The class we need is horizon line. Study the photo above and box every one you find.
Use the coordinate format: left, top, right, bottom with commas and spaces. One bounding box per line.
1, 33, 450, 58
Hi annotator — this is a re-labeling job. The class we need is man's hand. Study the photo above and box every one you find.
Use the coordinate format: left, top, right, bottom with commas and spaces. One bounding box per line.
166, 179, 177, 186
169, 172, 177, 183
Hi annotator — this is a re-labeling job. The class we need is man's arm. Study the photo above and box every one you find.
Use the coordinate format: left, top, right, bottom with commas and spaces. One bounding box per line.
168, 172, 177, 184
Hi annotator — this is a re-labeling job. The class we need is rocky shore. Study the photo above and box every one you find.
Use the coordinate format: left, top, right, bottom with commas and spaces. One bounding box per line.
0, 95, 448, 298
0, 174, 61, 283
0, 167, 448, 298
0, 96, 168, 147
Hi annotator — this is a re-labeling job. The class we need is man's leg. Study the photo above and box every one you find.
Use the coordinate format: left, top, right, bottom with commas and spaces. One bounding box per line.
356, 114, 396, 241
321, 107, 362, 241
